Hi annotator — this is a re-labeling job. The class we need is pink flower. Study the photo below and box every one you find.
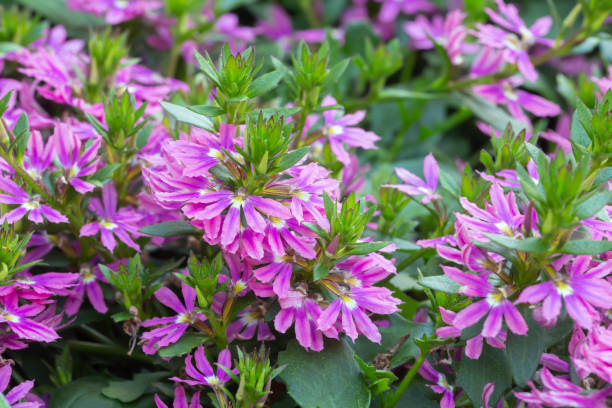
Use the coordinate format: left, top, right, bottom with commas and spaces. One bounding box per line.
592, 66, 612, 94
473, 76, 561, 125
517, 256, 612, 329
374, 0, 436, 23
444, 266, 528, 339
0, 293, 59, 342
0, 364, 42, 408
419, 361, 457, 408
0, 177, 68, 224
65, 263, 109, 315
141, 283, 206, 354
316, 96, 380, 166
53, 123, 101, 194
384, 153, 441, 204
80, 183, 143, 252
155, 386, 201, 408
404, 10, 470, 65
171, 346, 236, 387
226, 304, 275, 342
515, 368, 612, 408
473, 0, 553, 81
275, 289, 338, 351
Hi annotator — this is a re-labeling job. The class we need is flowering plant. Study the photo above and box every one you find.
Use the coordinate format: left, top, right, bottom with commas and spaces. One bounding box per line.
0, 0, 611, 407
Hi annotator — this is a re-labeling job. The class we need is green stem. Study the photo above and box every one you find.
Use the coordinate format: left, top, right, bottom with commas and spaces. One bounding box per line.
386, 351, 427, 408
66, 340, 157, 364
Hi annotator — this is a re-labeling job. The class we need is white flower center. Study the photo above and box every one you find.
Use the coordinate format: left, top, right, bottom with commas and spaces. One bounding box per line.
100, 219, 118, 230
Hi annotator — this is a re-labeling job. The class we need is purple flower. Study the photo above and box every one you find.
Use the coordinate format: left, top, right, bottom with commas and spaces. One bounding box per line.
66, 0, 162, 25
226, 304, 275, 342
155, 386, 201, 408
0, 272, 78, 297
316, 96, 380, 166
404, 10, 470, 65
80, 183, 143, 252
572, 325, 612, 383
515, 367, 612, 408
0, 293, 59, 342
0, 364, 42, 408
517, 256, 612, 329
419, 361, 457, 408
171, 346, 236, 388
0, 177, 68, 224
455, 183, 526, 241
65, 263, 109, 315
436, 306, 506, 359
53, 123, 100, 194
275, 289, 338, 351
141, 283, 206, 355
473, 0, 553, 81
23, 131, 54, 181
444, 266, 528, 338
385, 153, 441, 204
374, 0, 436, 23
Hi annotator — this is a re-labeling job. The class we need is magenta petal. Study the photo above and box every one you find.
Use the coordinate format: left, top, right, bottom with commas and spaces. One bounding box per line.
221, 205, 240, 246
482, 305, 503, 338
317, 299, 341, 331
274, 308, 295, 333
502, 302, 527, 335
86, 281, 108, 313
453, 299, 490, 330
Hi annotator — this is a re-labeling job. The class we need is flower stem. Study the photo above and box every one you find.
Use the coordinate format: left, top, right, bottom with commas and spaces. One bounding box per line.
385, 351, 427, 408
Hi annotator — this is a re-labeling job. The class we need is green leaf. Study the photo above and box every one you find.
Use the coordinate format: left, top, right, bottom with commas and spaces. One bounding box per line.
278, 339, 371, 408
456, 344, 512, 406
378, 88, 436, 101
457, 92, 528, 134
88, 164, 121, 187
419, 275, 460, 294
17, 0, 106, 28
506, 308, 545, 386
561, 240, 612, 254
158, 333, 209, 358
570, 107, 591, 148
277, 146, 310, 172
135, 123, 153, 150
575, 191, 612, 220
247, 70, 284, 97
85, 112, 108, 137
484, 235, 550, 254
0, 394, 10, 408
160, 101, 214, 132
139, 221, 199, 237
313, 263, 330, 281
49, 376, 154, 408
111, 312, 132, 323
352, 314, 434, 368
345, 241, 388, 256
102, 372, 170, 403
188, 105, 225, 117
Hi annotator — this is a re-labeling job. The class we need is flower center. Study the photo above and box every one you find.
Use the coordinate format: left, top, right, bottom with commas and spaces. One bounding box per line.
495, 221, 514, 236
1, 311, 20, 323
80, 266, 96, 283
100, 219, 118, 230
325, 125, 343, 136
270, 217, 286, 229
208, 148, 223, 160
554, 280, 573, 296
486, 290, 505, 306
295, 191, 310, 200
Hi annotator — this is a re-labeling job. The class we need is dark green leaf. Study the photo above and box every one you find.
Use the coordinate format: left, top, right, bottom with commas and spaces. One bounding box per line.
102, 372, 170, 403
313, 263, 330, 281
277, 147, 310, 172
160, 101, 215, 132
139, 221, 199, 237
188, 105, 225, 117
278, 339, 371, 408
506, 308, 545, 386
49, 376, 154, 408
456, 345, 512, 406
345, 241, 388, 256
158, 333, 209, 358
419, 275, 460, 294
575, 191, 612, 220
484, 235, 550, 254
135, 123, 153, 150
17, 0, 106, 28
247, 70, 284, 97
561, 240, 612, 254
88, 164, 121, 187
